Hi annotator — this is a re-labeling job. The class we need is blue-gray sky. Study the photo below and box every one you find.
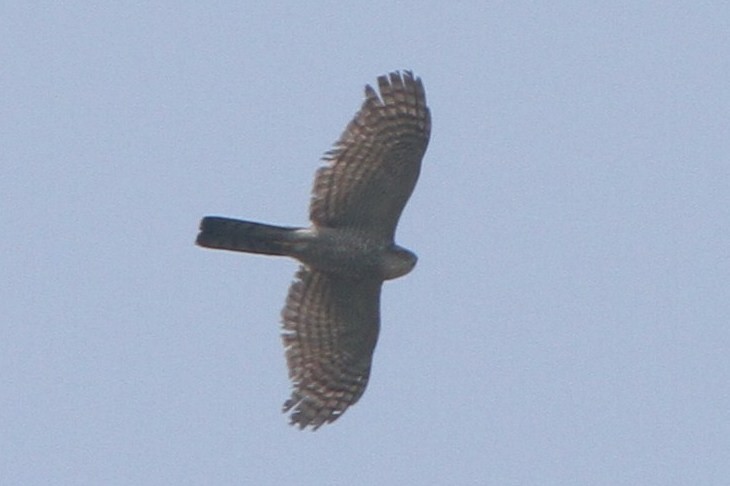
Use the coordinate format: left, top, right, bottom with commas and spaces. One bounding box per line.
3, 2, 729, 484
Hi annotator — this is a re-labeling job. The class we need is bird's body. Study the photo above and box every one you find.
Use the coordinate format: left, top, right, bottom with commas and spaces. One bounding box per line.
197, 71, 430, 429
198, 217, 416, 280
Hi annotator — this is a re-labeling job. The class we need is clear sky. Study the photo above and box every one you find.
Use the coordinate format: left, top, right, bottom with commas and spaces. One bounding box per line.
3, 2, 729, 485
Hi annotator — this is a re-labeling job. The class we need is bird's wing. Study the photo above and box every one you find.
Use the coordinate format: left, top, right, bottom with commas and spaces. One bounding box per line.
281, 266, 382, 429
309, 71, 431, 241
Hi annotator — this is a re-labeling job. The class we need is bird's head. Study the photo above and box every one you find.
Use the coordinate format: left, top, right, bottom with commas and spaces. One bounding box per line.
381, 245, 417, 280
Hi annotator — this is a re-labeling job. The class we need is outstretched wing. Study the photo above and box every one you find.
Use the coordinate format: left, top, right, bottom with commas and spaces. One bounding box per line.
281, 266, 382, 429
310, 71, 431, 241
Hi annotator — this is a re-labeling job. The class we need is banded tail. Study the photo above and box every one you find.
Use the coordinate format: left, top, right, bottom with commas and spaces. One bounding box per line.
196, 216, 301, 256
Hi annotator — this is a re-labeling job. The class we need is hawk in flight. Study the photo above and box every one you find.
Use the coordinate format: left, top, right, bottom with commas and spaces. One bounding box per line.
196, 71, 431, 429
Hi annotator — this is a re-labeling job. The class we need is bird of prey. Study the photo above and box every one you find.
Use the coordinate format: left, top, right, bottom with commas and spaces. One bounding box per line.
196, 71, 431, 429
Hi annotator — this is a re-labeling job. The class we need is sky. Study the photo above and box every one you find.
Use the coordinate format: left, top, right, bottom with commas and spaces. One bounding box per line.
3, 2, 729, 485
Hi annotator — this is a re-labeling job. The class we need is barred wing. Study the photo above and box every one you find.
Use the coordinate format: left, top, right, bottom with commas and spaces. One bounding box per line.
310, 71, 431, 241
281, 266, 382, 429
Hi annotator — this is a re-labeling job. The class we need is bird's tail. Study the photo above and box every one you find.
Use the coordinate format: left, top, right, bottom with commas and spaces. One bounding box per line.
196, 216, 302, 256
